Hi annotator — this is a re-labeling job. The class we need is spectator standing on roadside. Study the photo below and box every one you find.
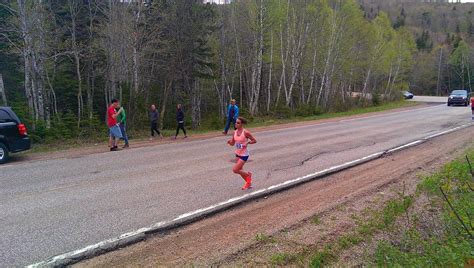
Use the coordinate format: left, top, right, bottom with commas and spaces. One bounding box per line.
150, 104, 163, 140
116, 104, 129, 148
471, 97, 474, 121
107, 99, 123, 151
174, 104, 187, 139
223, 99, 239, 135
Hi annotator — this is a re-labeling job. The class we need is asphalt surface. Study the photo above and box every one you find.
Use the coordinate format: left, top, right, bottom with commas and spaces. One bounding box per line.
0, 101, 472, 266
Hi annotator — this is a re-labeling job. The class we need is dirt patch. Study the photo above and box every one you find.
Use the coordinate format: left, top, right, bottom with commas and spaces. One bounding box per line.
13, 103, 425, 165
75, 125, 472, 266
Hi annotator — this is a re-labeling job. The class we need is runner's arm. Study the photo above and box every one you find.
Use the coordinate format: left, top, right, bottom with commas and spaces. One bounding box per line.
227, 135, 235, 146
245, 131, 257, 144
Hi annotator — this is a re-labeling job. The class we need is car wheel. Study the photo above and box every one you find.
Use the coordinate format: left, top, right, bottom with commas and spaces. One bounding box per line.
447, 102, 450, 106
0, 143, 9, 164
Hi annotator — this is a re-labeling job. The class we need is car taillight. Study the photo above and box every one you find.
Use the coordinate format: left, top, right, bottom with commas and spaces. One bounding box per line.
18, 123, 27, 136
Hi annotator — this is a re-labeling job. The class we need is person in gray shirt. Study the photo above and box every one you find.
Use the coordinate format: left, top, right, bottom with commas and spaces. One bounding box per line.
150, 104, 163, 140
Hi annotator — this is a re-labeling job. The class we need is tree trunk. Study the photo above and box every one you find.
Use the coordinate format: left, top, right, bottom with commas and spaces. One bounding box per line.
436, 47, 443, 96
231, 5, 243, 104
317, 13, 337, 107
74, 51, 83, 127
307, 45, 317, 105
285, 23, 309, 106
0, 74, 7, 106
159, 81, 172, 129
219, 17, 228, 119
68, 0, 83, 127
191, 79, 201, 129
465, 53, 472, 93
276, 21, 290, 108
266, 31, 273, 113
249, 0, 264, 116
87, 0, 96, 119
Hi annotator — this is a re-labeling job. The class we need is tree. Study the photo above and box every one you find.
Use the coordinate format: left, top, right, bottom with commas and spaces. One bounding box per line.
449, 40, 472, 92
0, 73, 6, 105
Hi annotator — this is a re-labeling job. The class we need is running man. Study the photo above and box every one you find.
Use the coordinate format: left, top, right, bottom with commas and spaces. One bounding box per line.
107, 99, 123, 151
174, 104, 187, 139
150, 104, 163, 140
227, 117, 257, 190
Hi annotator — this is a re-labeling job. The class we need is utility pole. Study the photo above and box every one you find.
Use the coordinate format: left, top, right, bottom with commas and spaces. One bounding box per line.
436, 47, 443, 96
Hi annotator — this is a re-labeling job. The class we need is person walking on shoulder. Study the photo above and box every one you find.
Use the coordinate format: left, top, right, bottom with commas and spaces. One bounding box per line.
227, 117, 257, 190
223, 99, 239, 135
116, 104, 129, 148
107, 99, 123, 151
150, 104, 163, 140
174, 104, 187, 139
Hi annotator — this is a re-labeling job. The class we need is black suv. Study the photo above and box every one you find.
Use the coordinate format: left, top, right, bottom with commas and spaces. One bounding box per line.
447, 90, 470, 106
0, 107, 31, 164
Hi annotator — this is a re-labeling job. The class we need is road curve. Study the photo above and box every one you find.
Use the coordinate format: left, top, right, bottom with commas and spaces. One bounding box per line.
0, 104, 471, 266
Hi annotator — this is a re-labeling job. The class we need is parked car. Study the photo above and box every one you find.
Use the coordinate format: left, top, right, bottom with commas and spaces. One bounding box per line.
0, 107, 31, 164
402, 91, 414, 99
447, 90, 470, 106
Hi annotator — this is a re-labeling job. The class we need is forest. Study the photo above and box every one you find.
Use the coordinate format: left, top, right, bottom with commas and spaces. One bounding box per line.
0, 0, 472, 143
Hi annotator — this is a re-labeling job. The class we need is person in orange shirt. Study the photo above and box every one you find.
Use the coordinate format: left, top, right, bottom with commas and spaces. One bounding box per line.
107, 99, 123, 151
471, 96, 474, 120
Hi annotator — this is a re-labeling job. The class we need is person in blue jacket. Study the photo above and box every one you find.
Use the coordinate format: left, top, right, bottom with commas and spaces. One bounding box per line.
223, 99, 239, 135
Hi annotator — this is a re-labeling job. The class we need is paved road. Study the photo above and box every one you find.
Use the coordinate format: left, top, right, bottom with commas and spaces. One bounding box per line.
0, 104, 471, 266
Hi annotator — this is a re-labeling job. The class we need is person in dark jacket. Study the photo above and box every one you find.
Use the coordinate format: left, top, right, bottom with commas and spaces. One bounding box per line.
223, 99, 239, 135
174, 104, 187, 139
150, 104, 163, 140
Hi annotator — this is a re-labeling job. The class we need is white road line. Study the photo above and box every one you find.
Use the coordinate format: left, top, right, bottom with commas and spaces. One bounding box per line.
387, 140, 425, 153
424, 125, 466, 139
27, 122, 472, 267
27, 150, 387, 268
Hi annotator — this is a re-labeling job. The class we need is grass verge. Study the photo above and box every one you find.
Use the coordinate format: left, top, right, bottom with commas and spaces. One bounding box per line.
266, 146, 474, 267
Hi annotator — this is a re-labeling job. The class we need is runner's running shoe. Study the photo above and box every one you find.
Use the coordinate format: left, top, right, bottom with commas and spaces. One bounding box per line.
242, 172, 252, 190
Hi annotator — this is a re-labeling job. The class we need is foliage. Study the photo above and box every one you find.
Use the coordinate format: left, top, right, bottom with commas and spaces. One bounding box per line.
2, 0, 456, 144
375, 150, 474, 267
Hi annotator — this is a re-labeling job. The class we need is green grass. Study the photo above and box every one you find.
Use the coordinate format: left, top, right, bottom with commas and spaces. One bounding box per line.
255, 233, 275, 243
374, 149, 474, 267
270, 252, 301, 265
26, 100, 418, 154
307, 147, 474, 267
262, 191, 415, 266
310, 215, 321, 225
305, 194, 414, 266
310, 248, 335, 268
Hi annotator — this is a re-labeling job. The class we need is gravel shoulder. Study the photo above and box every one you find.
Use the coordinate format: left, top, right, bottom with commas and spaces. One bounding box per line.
76, 119, 473, 267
